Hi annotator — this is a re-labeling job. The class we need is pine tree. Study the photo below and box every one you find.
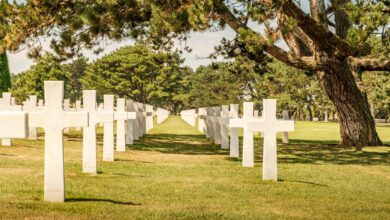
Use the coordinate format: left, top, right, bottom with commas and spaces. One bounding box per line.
0, 51, 11, 92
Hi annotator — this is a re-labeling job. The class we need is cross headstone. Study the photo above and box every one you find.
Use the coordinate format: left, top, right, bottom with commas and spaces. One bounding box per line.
247, 99, 294, 181
23, 95, 43, 140
29, 81, 88, 202
145, 104, 154, 132
133, 102, 141, 140
0, 112, 28, 139
219, 105, 230, 149
103, 95, 115, 161
181, 109, 196, 127
125, 100, 136, 145
82, 90, 113, 174
97, 103, 104, 126
197, 108, 207, 134
205, 107, 213, 139
75, 100, 82, 131
156, 108, 169, 124
137, 103, 147, 136
38, 99, 44, 107
229, 104, 239, 157
63, 99, 71, 133
0, 92, 23, 146
115, 98, 137, 151
230, 102, 255, 167
282, 110, 289, 144
211, 107, 221, 144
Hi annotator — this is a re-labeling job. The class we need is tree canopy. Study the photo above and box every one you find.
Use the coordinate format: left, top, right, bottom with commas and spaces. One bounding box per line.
81, 44, 191, 112
2, 0, 389, 147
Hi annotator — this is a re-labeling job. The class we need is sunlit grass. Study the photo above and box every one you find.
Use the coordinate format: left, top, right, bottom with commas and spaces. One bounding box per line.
0, 116, 389, 219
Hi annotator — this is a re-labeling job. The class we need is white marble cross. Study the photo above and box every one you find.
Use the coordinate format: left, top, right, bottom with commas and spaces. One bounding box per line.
145, 104, 154, 132
0, 112, 28, 139
181, 109, 196, 127
38, 99, 44, 107
23, 95, 43, 140
134, 102, 142, 140
197, 108, 207, 134
282, 110, 290, 144
137, 103, 146, 136
156, 108, 170, 124
205, 107, 213, 139
63, 99, 72, 133
75, 100, 82, 131
0, 92, 23, 146
115, 98, 137, 152
29, 81, 88, 202
97, 103, 104, 127
230, 102, 255, 167
125, 100, 136, 145
229, 104, 239, 157
103, 95, 115, 161
211, 107, 221, 144
218, 105, 230, 149
82, 90, 113, 174
247, 99, 295, 181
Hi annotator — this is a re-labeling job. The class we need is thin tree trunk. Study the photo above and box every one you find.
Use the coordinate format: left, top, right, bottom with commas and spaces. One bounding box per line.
319, 61, 382, 148
306, 105, 313, 121
324, 109, 329, 122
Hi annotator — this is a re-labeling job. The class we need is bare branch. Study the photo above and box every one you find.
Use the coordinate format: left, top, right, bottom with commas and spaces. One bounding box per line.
216, 2, 319, 71
350, 57, 390, 72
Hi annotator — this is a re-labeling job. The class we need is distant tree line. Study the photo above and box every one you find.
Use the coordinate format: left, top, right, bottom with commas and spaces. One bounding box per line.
11, 43, 389, 120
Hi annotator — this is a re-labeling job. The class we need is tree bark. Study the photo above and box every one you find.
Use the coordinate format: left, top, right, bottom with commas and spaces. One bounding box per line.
319, 60, 382, 148
306, 105, 313, 121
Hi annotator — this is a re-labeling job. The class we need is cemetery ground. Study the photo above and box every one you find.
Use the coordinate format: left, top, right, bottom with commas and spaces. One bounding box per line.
0, 116, 389, 219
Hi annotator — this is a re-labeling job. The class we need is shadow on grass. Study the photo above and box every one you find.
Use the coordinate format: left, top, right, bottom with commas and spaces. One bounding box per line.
66, 198, 141, 206
251, 138, 390, 166
130, 133, 389, 165
279, 179, 328, 187
0, 153, 17, 157
129, 133, 228, 156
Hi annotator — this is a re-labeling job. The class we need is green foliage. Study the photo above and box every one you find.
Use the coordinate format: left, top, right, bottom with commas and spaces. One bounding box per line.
188, 56, 265, 108
82, 44, 191, 112
0, 51, 11, 92
345, 1, 389, 47
62, 57, 88, 102
188, 57, 334, 120
265, 60, 334, 120
11, 54, 87, 102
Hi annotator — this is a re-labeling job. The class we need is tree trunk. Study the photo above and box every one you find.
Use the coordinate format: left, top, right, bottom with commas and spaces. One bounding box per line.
319, 60, 382, 148
324, 109, 329, 122
306, 105, 313, 121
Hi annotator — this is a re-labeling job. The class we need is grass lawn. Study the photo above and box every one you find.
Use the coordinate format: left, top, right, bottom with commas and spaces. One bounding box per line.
0, 116, 389, 219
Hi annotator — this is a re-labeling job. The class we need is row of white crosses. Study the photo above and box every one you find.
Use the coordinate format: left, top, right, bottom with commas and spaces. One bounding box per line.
183, 99, 295, 181
0, 81, 169, 203
0, 93, 23, 146
180, 109, 197, 126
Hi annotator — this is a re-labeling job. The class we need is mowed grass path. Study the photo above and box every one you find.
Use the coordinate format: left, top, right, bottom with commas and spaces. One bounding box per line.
0, 116, 389, 219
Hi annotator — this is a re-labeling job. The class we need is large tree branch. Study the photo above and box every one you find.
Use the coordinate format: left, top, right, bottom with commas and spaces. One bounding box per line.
216, 2, 319, 71
350, 57, 390, 72
309, 0, 327, 27
281, 0, 358, 57
277, 12, 316, 57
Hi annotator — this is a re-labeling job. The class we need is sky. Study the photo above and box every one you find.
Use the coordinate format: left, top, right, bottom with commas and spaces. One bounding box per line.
8, 27, 238, 74
7, 0, 311, 74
